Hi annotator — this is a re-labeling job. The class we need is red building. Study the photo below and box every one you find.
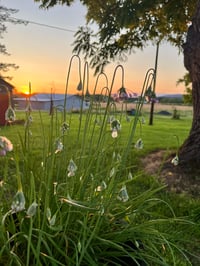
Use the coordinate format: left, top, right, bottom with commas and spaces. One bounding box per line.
0, 78, 15, 125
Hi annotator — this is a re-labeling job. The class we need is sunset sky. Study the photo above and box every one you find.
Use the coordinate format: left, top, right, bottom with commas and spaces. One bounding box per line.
1, 0, 187, 95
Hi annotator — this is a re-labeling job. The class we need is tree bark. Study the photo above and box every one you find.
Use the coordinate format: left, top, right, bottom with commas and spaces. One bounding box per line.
179, 0, 200, 166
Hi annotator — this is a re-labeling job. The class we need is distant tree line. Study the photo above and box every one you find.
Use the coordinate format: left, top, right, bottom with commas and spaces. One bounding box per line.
157, 96, 184, 104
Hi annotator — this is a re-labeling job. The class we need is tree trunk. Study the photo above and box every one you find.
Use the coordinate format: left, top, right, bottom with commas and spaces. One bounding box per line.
179, 0, 200, 166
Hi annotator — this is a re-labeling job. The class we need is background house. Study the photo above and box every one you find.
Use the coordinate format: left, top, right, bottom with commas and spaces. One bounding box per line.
0, 78, 15, 94
14, 93, 90, 111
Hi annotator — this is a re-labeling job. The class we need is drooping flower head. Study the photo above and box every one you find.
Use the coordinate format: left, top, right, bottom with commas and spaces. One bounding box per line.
60, 122, 70, 135
5, 106, 16, 122
24, 115, 33, 128
117, 185, 129, 202
95, 181, 107, 192
145, 85, 156, 103
11, 190, 26, 213
67, 159, 78, 177
55, 139, 64, 154
26, 201, 38, 217
77, 81, 83, 91
110, 119, 121, 138
134, 138, 143, 150
118, 86, 128, 101
171, 155, 179, 166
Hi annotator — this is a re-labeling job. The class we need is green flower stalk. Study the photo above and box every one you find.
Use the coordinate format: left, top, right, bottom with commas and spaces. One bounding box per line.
11, 154, 25, 213
25, 102, 32, 114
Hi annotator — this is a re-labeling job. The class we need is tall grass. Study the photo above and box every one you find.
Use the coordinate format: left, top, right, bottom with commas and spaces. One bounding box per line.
0, 60, 198, 265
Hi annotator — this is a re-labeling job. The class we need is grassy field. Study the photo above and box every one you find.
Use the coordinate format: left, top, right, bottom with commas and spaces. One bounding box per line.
0, 103, 199, 265
102, 102, 193, 114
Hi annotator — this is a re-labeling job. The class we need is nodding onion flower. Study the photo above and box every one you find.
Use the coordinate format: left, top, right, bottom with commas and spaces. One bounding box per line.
77, 81, 83, 91
134, 138, 143, 150
118, 86, 128, 101
24, 115, 33, 128
117, 185, 129, 202
5, 89, 16, 123
110, 119, 121, 138
5, 106, 16, 123
55, 139, 63, 154
11, 190, 25, 213
0, 136, 13, 156
171, 155, 179, 166
26, 201, 38, 217
67, 159, 78, 177
95, 181, 107, 192
60, 122, 70, 135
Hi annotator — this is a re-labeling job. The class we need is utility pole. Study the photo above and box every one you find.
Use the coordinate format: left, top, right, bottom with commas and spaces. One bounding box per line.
149, 42, 159, 125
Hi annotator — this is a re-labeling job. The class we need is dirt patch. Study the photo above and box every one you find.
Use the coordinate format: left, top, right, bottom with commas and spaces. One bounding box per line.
141, 150, 200, 197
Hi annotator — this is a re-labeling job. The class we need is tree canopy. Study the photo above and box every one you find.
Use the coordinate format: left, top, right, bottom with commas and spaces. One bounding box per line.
0, 5, 25, 78
34, 0, 198, 73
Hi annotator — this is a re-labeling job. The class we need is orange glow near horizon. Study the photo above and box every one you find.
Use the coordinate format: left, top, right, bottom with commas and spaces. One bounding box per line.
10, 55, 186, 96
13, 74, 185, 96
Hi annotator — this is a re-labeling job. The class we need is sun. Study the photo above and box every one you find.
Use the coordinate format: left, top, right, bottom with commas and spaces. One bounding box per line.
21, 85, 31, 96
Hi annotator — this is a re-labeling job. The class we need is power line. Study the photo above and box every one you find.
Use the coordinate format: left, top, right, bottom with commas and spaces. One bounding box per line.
10, 16, 77, 33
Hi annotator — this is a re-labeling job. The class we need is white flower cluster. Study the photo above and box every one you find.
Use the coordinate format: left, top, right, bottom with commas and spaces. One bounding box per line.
0, 136, 13, 156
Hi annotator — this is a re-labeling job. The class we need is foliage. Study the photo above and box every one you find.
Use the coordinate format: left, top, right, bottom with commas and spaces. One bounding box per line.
34, 0, 74, 7
35, 0, 198, 73
177, 73, 192, 104
0, 5, 26, 78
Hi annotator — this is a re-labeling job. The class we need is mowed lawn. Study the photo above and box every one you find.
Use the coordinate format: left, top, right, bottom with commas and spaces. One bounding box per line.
0, 102, 192, 153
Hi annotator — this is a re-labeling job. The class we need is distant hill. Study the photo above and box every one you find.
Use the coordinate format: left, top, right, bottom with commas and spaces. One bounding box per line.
157, 94, 183, 98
